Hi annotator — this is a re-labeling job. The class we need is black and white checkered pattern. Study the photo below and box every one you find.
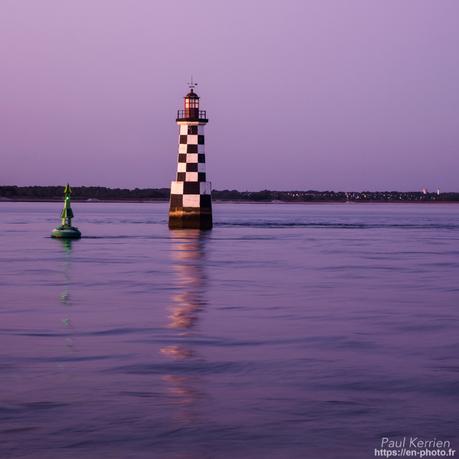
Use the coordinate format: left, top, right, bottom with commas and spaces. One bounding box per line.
170, 123, 211, 209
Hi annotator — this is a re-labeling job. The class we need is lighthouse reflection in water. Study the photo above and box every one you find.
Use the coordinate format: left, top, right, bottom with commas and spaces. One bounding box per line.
161, 230, 209, 416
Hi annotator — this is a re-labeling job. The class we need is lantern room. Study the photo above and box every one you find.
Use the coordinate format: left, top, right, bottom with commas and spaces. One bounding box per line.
176, 86, 208, 123
184, 88, 199, 116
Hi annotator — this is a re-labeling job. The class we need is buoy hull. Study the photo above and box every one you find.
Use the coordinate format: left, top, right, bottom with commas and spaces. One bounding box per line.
51, 226, 81, 239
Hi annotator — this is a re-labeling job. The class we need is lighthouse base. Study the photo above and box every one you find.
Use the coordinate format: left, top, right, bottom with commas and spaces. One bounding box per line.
168, 208, 212, 230
169, 180, 212, 230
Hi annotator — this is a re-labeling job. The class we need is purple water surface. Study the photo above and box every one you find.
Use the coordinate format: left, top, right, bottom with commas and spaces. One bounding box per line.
1, 202, 458, 459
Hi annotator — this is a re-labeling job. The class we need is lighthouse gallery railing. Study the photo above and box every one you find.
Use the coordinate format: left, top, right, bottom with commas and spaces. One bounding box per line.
176, 110, 207, 121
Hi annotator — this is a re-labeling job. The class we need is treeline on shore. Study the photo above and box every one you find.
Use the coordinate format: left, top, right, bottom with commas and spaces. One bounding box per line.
1, 186, 458, 202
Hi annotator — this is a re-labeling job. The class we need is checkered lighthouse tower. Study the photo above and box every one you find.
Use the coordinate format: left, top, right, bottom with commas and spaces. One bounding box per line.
169, 84, 212, 229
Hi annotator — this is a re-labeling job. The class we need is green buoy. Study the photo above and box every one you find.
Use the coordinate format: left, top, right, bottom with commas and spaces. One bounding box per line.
51, 184, 82, 239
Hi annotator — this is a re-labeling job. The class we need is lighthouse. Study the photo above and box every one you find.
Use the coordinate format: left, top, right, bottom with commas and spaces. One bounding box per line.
168, 83, 212, 230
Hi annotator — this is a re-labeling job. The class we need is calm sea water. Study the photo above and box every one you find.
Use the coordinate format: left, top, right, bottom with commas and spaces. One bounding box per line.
1, 202, 458, 459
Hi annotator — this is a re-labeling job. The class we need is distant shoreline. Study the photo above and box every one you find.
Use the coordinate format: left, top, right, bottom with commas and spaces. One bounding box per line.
2, 198, 459, 205
1, 186, 458, 203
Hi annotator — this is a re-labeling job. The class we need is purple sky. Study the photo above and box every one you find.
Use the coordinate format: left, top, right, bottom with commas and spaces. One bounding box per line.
1, 1, 458, 191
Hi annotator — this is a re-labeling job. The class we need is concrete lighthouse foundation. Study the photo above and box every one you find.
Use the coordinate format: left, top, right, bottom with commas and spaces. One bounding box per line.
169, 86, 212, 230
